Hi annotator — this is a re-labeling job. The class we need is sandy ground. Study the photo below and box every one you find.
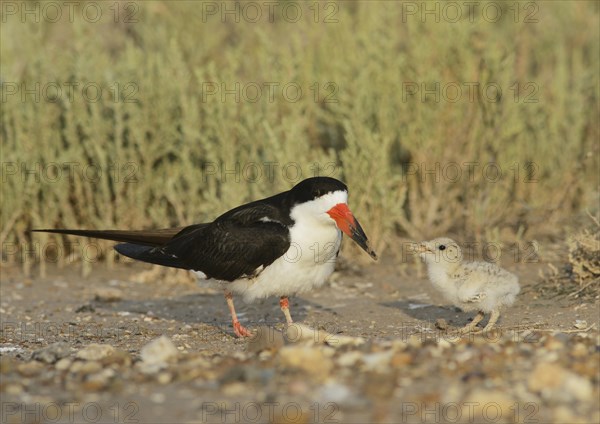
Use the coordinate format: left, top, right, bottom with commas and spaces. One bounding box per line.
1, 257, 598, 423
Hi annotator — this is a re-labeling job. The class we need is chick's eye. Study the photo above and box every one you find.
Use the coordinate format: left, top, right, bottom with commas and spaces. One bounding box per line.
439, 245, 446, 251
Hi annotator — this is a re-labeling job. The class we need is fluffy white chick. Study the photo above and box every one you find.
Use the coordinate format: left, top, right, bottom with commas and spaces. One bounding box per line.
418, 237, 520, 333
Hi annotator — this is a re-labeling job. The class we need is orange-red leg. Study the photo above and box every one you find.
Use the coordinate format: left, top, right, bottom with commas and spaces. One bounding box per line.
224, 290, 252, 337
280, 296, 293, 324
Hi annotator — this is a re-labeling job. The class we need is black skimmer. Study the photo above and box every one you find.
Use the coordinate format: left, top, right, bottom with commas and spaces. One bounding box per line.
34, 177, 377, 337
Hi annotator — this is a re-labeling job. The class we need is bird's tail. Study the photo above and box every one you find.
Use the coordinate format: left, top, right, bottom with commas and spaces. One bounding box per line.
32, 228, 185, 246
32, 225, 208, 270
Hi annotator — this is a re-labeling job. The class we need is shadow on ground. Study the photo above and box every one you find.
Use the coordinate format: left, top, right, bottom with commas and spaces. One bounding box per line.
382, 300, 480, 327
92, 293, 317, 333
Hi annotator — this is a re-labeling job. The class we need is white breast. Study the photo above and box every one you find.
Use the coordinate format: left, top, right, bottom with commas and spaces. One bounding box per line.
233, 217, 341, 302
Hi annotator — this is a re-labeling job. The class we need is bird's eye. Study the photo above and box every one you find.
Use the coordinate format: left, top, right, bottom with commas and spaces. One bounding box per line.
439, 245, 446, 251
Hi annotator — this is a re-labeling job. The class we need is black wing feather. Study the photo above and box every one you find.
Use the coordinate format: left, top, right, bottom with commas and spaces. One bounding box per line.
164, 203, 291, 281
34, 196, 293, 280
114, 243, 190, 269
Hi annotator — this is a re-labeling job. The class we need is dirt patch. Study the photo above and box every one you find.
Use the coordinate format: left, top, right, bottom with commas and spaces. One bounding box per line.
1, 260, 598, 423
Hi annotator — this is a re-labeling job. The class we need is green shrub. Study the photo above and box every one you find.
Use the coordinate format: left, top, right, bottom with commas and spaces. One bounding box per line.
1, 1, 598, 273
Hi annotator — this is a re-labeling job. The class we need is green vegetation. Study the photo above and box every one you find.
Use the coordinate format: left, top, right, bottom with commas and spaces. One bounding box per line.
1, 1, 598, 270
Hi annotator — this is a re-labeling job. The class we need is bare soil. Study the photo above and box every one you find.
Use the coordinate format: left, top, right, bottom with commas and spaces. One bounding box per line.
1, 258, 598, 423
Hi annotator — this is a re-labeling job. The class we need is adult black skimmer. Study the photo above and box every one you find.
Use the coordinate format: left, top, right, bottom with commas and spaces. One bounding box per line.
34, 177, 377, 337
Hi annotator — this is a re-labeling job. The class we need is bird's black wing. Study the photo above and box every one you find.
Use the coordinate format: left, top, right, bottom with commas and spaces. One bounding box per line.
159, 203, 292, 281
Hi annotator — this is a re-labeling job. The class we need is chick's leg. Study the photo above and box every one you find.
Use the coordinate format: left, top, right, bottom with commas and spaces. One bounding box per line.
459, 311, 485, 334
482, 309, 500, 332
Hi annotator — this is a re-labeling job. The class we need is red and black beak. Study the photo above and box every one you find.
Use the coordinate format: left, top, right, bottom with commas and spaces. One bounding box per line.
327, 203, 377, 260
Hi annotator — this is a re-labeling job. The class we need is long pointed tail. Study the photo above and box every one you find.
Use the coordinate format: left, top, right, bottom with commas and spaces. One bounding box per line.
32, 228, 185, 246
33, 224, 209, 269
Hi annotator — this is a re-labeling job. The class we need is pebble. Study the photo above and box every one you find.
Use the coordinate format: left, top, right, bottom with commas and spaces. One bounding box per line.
140, 336, 179, 365
157, 372, 172, 384
528, 362, 593, 402
316, 382, 356, 404
70, 361, 102, 375
337, 351, 364, 367
462, 389, 515, 421
94, 287, 124, 302
17, 361, 45, 377
0, 357, 15, 373
32, 342, 71, 364
55, 358, 72, 371
390, 352, 413, 367
435, 318, 449, 330
83, 369, 115, 391
76, 344, 115, 361
5, 384, 24, 395
362, 351, 394, 372
100, 350, 132, 367
571, 343, 588, 357
278, 345, 333, 380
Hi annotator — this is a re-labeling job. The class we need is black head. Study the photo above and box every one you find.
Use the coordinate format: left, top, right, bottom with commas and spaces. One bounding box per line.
289, 177, 348, 204
287, 177, 377, 260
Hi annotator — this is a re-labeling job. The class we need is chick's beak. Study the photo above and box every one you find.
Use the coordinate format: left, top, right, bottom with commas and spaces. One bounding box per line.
327, 203, 377, 260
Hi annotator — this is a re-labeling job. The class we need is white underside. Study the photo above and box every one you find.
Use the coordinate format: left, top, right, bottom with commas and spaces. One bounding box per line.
195, 190, 347, 302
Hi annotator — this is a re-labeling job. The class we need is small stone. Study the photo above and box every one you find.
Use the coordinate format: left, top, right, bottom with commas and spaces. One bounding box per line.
75, 304, 95, 313
571, 343, 588, 357
435, 318, 449, 330
407, 335, 422, 348
0, 357, 15, 373
94, 287, 123, 302
362, 351, 394, 372
574, 320, 588, 329
157, 372, 172, 384
83, 369, 114, 391
17, 361, 45, 377
363, 370, 397, 398
528, 362, 593, 402
222, 382, 247, 396
5, 384, 23, 395
391, 352, 413, 367
316, 382, 356, 404
553, 406, 586, 424
278, 345, 333, 380
71, 361, 102, 375
76, 344, 115, 361
463, 389, 515, 421
325, 333, 366, 348
100, 350, 132, 367
55, 358, 72, 371
544, 336, 565, 351
337, 351, 363, 367
32, 342, 71, 364
140, 336, 179, 365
